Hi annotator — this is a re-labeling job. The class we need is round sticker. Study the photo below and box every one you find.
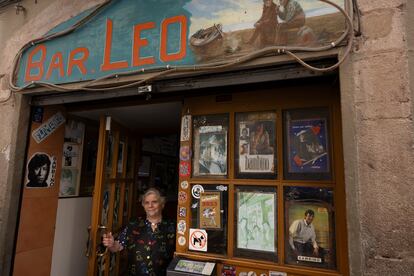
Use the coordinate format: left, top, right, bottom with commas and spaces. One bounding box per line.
179, 146, 191, 161
248, 272, 257, 276
180, 180, 189, 190
191, 184, 204, 199
178, 191, 187, 203
178, 236, 186, 246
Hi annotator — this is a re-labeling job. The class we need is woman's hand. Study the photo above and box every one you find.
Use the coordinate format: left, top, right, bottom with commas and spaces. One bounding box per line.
102, 232, 114, 248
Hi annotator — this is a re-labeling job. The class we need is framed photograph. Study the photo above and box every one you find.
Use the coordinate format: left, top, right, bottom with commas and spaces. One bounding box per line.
199, 191, 221, 229
190, 184, 228, 255
284, 186, 336, 269
59, 168, 80, 196
235, 111, 277, 179
283, 108, 331, 180
234, 186, 277, 261
192, 114, 228, 177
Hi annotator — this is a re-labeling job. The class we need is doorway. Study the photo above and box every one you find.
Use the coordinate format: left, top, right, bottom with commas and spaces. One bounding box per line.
50, 101, 182, 276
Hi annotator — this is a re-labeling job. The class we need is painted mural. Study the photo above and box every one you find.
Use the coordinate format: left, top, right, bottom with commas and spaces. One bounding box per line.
16, 0, 346, 87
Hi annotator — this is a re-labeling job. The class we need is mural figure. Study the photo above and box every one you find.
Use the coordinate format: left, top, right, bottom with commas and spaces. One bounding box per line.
248, 0, 279, 47
276, 0, 306, 45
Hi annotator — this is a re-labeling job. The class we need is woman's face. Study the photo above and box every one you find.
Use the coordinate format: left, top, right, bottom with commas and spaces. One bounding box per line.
143, 193, 163, 218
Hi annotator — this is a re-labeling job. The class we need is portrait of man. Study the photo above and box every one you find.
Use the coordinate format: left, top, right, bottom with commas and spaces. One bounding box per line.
26, 153, 52, 188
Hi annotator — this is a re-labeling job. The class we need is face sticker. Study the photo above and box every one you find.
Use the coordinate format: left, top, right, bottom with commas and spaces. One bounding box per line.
178, 191, 188, 203
177, 220, 187, 235
191, 184, 204, 199
180, 180, 189, 189
178, 236, 186, 246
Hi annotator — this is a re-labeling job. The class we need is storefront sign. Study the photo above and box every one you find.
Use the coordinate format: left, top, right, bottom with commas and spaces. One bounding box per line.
15, 0, 345, 88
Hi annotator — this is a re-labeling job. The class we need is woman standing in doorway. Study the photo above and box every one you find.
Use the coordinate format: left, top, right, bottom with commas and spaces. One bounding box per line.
103, 188, 176, 276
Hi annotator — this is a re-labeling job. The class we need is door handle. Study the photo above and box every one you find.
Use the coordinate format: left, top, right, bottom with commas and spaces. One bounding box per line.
85, 226, 92, 257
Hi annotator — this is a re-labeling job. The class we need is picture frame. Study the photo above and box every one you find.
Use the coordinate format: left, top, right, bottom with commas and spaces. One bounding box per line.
190, 184, 228, 255
192, 114, 228, 177
60, 119, 85, 197
234, 186, 277, 261
284, 186, 336, 269
283, 108, 332, 180
235, 111, 277, 179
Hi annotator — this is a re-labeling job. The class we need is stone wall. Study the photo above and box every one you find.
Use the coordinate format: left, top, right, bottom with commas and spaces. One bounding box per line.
340, 0, 414, 275
0, 1, 104, 275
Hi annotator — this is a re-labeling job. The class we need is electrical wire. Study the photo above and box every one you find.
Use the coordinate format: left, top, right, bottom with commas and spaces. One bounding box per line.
8, 0, 355, 94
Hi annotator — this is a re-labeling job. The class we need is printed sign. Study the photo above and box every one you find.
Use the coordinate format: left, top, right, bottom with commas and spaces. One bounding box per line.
199, 192, 221, 229
189, 228, 208, 252
269, 272, 287, 276
32, 112, 65, 143
26, 153, 57, 188
175, 259, 215, 275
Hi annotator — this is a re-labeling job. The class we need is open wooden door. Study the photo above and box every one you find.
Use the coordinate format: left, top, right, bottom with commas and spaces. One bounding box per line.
87, 116, 136, 276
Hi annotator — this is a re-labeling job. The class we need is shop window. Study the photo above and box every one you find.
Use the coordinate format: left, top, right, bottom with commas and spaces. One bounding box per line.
190, 184, 228, 255
177, 90, 346, 275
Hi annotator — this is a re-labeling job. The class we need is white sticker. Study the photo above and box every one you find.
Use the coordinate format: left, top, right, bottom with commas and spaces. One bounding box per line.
189, 228, 207, 252
191, 184, 204, 199
32, 112, 66, 143
177, 220, 186, 235
180, 180, 189, 189
269, 272, 287, 276
178, 236, 186, 246
180, 115, 191, 142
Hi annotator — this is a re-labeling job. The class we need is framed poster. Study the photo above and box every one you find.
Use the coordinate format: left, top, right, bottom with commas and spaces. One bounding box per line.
199, 191, 221, 229
235, 111, 277, 179
283, 108, 331, 180
192, 114, 228, 177
284, 186, 336, 269
234, 186, 277, 261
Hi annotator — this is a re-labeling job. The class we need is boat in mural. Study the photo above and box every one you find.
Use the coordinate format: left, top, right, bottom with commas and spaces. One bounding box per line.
189, 24, 225, 61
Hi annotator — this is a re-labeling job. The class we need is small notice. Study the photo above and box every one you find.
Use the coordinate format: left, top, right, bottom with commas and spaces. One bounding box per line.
189, 228, 207, 252
175, 259, 215, 275
32, 112, 65, 143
